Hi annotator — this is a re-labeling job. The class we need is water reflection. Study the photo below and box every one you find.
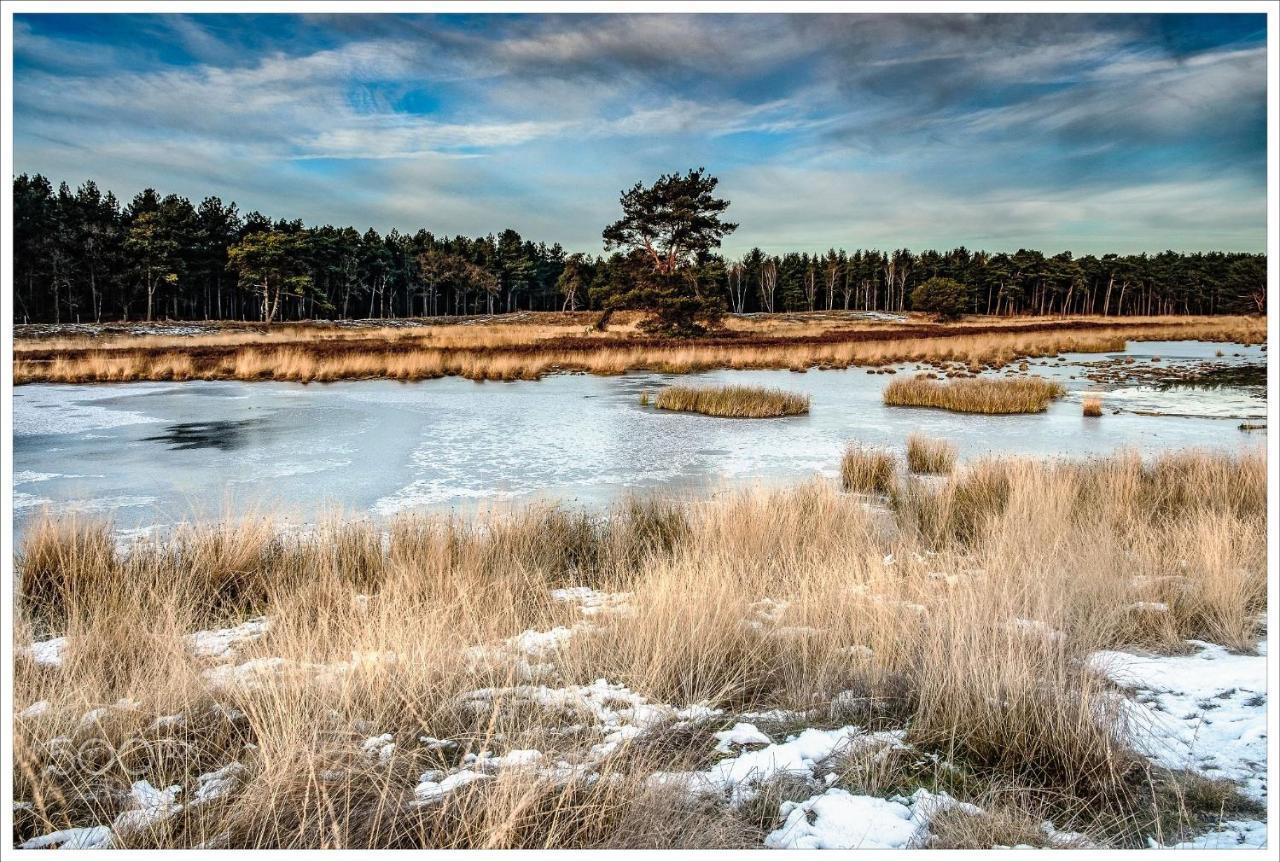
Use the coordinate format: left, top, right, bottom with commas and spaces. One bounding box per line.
142, 419, 268, 451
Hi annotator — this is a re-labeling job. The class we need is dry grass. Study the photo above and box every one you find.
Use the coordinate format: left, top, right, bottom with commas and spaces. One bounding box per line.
13, 449, 1266, 849
13, 314, 1265, 385
885, 375, 1066, 414
906, 434, 956, 474
1083, 395, 1104, 417
648, 384, 809, 418
841, 447, 897, 495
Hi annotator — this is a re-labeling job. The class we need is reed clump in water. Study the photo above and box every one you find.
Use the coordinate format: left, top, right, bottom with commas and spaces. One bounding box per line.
649, 384, 809, 418
1083, 395, 1104, 417
906, 434, 956, 474
884, 375, 1065, 414
13, 449, 1265, 850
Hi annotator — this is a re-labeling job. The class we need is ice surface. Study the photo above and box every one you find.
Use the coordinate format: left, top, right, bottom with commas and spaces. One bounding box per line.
14, 342, 1264, 545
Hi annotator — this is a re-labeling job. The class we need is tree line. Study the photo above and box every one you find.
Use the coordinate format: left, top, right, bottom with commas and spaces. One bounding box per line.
11, 173, 1267, 325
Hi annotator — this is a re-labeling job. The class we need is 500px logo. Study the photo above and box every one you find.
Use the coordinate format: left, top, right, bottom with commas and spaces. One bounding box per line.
41, 736, 196, 778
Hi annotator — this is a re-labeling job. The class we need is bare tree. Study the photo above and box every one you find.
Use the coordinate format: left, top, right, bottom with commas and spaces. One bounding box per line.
824, 251, 841, 311
727, 261, 748, 313
759, 258, 777, 313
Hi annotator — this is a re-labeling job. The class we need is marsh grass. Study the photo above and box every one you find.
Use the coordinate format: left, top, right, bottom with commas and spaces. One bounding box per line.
1083, 395, 1104, 417
906, 434, 956, 474
14, 315, 1264, 385
885, 375, 1066, 414
841, 447, 897, 494
649, 384, 810, 418
13, 449, 1265, 849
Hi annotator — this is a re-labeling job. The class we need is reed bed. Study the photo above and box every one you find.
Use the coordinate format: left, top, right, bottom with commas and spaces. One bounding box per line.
840, 447, 897, 494
906, 434, 956, 474
1083, 395, 1104, 417
648, 384, 810, 418
14, 315, 1265, 385
13, 449, 1265, 849
885, 375, 1066, 414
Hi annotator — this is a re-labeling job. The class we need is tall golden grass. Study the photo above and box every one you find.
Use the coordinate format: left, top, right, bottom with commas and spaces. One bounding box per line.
649, 385, 809, 418
840, 447, 897, 494
14, 314, 1265, 385
14, 449, 1266, 849
885, 375, 1066, 414
1083, 395, 1104, 417
906, 434, 956, 474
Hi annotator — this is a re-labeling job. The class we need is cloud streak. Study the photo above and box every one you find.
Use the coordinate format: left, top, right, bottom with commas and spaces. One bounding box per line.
12, 12, 1268, 254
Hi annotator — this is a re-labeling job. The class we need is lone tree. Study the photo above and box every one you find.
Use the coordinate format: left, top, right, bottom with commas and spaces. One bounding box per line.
602, 168, 736, 335
910, 276, 971, 321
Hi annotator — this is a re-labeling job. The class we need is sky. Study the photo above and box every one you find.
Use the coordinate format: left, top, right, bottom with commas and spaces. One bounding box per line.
11, 11, 1269, 256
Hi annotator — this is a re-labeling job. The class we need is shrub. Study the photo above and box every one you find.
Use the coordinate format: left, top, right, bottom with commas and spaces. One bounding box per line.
910, 277, 971, 321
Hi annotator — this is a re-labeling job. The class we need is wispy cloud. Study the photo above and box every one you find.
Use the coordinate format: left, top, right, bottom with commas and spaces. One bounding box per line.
12, 12, 1267, 253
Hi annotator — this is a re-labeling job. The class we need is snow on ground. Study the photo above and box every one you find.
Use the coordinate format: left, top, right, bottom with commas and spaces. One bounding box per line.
1163, 820, 1268, 849
19, 826, 115, 850
20, 780, 183, 850
18, 601, 1270, 850
201, 650, 399, 690
766, 787, 982, 850
550, 586, 635, 617
1089, 637, 1268, 802
191, 763, 246, 804
22, 636, 67, 667
653, 726, 908, 807
457, 677, 721, 760
713, 722, 773, 753
187, 617, 271, 660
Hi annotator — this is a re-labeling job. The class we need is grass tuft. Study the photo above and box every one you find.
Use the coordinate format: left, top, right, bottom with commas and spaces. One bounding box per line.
1083, 395, 1103, 417
841, 447, 897, 494
906, 434, 956, 474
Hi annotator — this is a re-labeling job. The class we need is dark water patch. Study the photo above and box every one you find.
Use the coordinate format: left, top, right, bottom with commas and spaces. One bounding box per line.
143, 419, 269, 451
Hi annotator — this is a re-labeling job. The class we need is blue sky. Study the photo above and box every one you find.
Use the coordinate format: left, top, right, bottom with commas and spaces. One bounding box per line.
12, 12, 1268, 255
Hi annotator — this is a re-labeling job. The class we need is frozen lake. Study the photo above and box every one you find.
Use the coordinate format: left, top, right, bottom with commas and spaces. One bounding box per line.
12, 340, 1266, 542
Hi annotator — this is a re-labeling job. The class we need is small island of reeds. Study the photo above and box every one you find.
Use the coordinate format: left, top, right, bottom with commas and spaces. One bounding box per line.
643, 384, 810, 418
884, 375, 1065, 414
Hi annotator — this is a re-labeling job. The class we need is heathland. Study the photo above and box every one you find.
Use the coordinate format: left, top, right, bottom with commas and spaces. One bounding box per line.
13, 312, 1266, 385
15, 448, 1266, 849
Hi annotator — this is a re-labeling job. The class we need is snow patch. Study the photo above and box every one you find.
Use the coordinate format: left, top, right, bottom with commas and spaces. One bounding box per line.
24, 636, 67, 667
765, 787, 982, 849
188, 617, 271, 660
1090, 637, 1268, 802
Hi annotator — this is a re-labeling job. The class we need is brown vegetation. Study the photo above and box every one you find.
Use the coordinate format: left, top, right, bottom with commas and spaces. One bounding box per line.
649, 384, 809, 418
906, 434, 956, 474
840, 447, 897, 495
13, 313, 1265, 385
885, 376, 1066, 414
13, 449, 1265, 849
1083, 395, 1104, 417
